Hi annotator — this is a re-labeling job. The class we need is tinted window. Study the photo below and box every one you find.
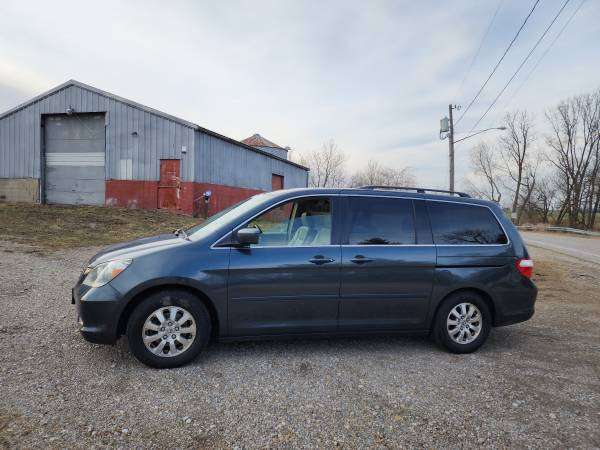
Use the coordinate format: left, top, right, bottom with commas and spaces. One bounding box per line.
247, 197, 332, 247
427, 202, 508, 245
346, 197, 415, 245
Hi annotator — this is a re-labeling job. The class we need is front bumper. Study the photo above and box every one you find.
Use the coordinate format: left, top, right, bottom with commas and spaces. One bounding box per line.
73, 282, 123, 345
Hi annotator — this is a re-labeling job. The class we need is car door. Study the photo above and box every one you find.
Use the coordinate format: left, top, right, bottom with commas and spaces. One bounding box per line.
227, 195, 341, 336
338, 196, 436, 331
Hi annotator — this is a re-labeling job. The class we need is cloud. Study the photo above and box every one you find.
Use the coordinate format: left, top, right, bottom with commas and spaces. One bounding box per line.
0, 0, 598, 190
0, 59, 54, 96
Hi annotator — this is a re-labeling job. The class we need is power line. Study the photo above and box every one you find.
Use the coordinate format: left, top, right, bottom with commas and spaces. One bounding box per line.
500, 0, 586, 112
454, 0, 505, 100
468, 0, 572, 133
455, 0, 540, 126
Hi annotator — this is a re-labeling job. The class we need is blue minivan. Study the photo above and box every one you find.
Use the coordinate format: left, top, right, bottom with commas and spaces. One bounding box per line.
73, 187, 537, 368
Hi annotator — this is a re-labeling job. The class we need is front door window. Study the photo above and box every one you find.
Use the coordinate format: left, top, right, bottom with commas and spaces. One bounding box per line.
247, 197, 331, 247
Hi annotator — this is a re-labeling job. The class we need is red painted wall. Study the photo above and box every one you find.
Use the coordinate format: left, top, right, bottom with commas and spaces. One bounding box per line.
183, 182, 263, 217
106, 180, 159, 210
106, 180, 263, 217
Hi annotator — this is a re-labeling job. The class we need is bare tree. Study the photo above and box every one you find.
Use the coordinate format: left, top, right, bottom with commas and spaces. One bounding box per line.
300, 140, 348, 188
546, 90, 600, 228
468, 142, 503, 202
529, 176, 558, 223
516, 162, 539, 224
349, 160, 415, 187
499, 110, 535, 224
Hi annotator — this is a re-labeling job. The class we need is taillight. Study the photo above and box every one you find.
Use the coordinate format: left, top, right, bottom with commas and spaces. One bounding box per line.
516, 258, 534, 278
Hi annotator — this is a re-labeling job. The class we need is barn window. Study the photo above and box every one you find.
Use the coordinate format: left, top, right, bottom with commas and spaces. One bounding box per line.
272, 174, 284, 191
120, 158, 133, 180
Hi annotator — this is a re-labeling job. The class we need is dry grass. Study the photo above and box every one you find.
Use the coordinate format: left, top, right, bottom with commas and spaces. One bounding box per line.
0, 202, 200, 251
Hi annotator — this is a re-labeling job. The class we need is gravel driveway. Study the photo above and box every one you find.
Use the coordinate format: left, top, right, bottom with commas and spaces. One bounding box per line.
1, 241, 599, 448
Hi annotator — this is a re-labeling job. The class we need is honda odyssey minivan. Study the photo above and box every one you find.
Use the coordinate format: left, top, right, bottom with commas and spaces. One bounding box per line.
72, 187, 537, 368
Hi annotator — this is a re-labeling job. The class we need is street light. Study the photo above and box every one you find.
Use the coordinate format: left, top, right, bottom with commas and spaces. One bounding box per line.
440, 103, 506, 191
453, 126, 507, 144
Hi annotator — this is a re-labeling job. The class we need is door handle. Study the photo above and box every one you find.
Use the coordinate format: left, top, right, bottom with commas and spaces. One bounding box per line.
350, 255, 374, 264
309, 256, 335, 265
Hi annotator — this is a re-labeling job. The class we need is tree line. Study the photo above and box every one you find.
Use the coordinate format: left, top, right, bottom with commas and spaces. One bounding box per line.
298, 140, 415, 189
295, 87, 600, 231
466, 87, 600, 230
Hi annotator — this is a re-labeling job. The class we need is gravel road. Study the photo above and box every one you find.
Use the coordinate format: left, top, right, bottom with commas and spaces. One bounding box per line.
1, 241, 599, 448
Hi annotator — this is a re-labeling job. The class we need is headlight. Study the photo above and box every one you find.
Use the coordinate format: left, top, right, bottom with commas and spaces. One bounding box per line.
82, 259, 132, 287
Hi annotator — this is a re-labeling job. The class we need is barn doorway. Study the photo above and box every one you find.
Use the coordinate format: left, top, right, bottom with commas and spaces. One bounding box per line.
43, 114, 106, 205
158, 159, 181, 210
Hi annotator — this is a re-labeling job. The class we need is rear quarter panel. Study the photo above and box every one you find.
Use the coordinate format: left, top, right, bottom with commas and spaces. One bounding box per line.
426, 202, 535, 327
427, 244, 525, 325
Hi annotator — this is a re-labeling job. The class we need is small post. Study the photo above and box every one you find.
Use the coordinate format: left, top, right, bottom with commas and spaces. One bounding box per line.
448, 104, 455, 192
203, 190, 212, 219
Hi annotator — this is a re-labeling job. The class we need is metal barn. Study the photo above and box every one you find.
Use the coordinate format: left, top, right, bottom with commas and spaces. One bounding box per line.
0, 80, 308, 216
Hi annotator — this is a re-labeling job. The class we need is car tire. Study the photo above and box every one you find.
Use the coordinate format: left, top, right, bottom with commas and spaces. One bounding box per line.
126, 289, 211, 368
433, 291, 491, 354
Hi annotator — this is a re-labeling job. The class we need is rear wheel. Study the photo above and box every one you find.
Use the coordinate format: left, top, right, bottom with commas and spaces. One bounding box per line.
126, 290, 211, 368
433, 292, 491, 353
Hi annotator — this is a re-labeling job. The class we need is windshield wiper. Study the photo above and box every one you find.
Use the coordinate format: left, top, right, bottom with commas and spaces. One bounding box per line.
173, 228, 190, 240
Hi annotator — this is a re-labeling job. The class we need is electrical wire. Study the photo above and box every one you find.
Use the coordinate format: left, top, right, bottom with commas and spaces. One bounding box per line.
454, 0, 505, 101
500, 0, 586, 112
467, 0, 572, 133
455, 0, 540, 126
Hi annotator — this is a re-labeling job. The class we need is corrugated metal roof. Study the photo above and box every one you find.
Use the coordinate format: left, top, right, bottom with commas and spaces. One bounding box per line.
241, 133, 287, 150
0, 80, 307, 171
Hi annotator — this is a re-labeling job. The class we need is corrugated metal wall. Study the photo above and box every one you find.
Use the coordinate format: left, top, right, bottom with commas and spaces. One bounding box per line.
0, 105, 39, 179
194, 131, 307, 190
0, 84, 195, 181
0, 82, 308, 191
254, 145, 289, 160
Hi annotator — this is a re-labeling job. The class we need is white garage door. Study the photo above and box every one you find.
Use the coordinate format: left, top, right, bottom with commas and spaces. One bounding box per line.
44, 114, 106, 205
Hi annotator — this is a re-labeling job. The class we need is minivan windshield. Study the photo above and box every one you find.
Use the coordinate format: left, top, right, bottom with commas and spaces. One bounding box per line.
186, 192, 275, 239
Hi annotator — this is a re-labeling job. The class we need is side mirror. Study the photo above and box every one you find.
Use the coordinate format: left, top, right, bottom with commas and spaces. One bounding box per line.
236, 227, 261, 246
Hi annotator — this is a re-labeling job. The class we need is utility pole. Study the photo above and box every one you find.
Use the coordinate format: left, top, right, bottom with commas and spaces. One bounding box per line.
440, 107, 505, 193
448, 104, 455, 192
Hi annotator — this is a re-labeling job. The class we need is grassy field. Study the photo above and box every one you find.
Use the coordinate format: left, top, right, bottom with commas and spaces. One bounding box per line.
0, 203, 200, 251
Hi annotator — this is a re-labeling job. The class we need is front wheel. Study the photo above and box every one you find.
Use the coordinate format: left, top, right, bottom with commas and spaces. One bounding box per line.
126, 290, 211, 368
433, 292, 491, 354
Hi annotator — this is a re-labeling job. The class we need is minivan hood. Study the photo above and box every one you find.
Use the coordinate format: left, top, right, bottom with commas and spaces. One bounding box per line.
88, 233, 186, 267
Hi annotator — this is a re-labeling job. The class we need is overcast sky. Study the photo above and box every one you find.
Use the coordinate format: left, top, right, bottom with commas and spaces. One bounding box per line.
1, 0, 599, 189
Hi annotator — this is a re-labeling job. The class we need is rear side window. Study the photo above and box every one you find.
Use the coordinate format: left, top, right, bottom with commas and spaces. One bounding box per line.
427, 202, 508, 245
346, 197, 415, 245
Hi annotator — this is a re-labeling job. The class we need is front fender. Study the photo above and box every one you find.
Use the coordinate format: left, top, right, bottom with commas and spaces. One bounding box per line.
109, 246, 230, 337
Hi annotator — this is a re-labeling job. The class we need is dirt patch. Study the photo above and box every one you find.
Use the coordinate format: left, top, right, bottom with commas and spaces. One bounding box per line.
0, 203, 199, 251
0, 410, 32, 448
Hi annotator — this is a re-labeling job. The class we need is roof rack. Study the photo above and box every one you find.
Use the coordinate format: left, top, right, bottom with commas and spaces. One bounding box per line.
358, 186, 471, 198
